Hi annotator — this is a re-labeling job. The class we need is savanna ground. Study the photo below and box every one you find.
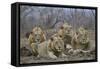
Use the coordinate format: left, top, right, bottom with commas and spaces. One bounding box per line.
20, 29, 96, 64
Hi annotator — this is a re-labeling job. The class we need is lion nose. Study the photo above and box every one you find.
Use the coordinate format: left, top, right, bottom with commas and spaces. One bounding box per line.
58, 46, 61, 49
37, 39, 40, 41
83, 38, 85, 40
68, 30, 70, 33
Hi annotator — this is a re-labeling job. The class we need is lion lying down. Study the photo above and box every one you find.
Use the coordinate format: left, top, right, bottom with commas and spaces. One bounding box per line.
71, 27, 90, 50
31, 34, 67, 59
64, 27, 91, 55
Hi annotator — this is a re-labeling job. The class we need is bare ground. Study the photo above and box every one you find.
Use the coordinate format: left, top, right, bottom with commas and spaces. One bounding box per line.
20, 52, 95, 64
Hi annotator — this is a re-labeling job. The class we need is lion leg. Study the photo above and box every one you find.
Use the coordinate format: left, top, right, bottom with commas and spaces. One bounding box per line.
59, 52, 67, 58
48, 52, 57, 59
61, 53, 67, 57
31, 43, 38, 57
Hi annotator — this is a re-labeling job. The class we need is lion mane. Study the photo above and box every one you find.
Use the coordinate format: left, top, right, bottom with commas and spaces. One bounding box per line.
71, 27, 90, 50
31, 34, 66, 59
28, 27, 46, 45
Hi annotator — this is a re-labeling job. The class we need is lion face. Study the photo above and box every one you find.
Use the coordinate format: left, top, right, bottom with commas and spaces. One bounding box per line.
78, 32, 89, 44
64, 26, 72, 35
72, 28, 89, 50
32, 27, 46, 43
49, 35, 64, 53
61, 23, 72, 35
33, 30, 42, 42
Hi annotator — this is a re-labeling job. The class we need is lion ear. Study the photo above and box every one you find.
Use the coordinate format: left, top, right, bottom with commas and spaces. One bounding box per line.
30, 31, 33, 34
25, 32, 31, 39
30, 31, 33, 35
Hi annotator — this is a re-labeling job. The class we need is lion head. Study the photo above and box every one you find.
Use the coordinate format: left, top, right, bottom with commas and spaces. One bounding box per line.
76, 27, 89, 44
32, 27, 46, 43
48, 35, 64, 55
72, 27, 90, 50
61, 23, 72, 35
78, 33, 89, 44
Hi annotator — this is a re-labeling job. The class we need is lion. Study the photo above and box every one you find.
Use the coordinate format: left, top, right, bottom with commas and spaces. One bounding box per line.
32, 27, 46, 43
58, 23, 73, 49
28, 27, 46, 45
71, 27, 90, 50
27, 27, 46, 56
31, 34, 66, 59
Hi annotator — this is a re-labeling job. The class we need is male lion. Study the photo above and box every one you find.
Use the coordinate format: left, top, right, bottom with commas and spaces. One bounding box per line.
28, 27, 46, 45
71, 27, 90, 50
31, 34, 66, 59
32, 27, 46, 43
27, 27, 46, 56
58, 23, 73, 49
